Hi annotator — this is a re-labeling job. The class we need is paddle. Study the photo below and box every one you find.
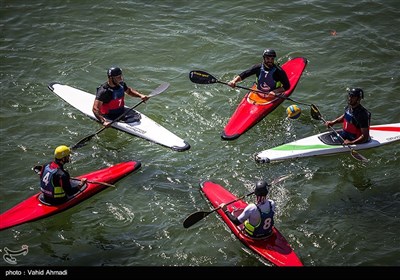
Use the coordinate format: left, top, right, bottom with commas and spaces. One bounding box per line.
310, 104, 369, 163
183, 174, 291, 229
71, 82, 170, 150
189, 70, 313, 106
32, 165, 116, 188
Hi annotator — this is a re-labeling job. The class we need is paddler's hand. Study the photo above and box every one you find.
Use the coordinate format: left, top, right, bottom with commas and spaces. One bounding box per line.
220, 203, 228, 212
228, 76, 241, 88
325, 121, 334, 128
103, 120, 112, 127
343, 139, 353, 145
79, 178, 87, 187
228, 80, 236, 88
140, 94, 149, 102
270, 91, 282, 97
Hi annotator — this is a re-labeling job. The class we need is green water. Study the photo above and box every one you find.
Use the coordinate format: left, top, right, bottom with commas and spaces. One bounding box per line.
0, 0, 399, 272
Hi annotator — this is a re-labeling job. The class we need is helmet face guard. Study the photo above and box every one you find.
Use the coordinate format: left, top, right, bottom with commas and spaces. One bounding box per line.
347, 87, 364, 99
263, 49, 277, 58
254, 180, 269, 196
107, 67, 122, 77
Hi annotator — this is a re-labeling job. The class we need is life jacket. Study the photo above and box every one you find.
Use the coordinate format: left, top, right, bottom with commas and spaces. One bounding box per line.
40, 162, 66, 199
257, 64, 282, 92
342, 106, 371, 140
244, 201, 274, 238
99, 83, 125, 117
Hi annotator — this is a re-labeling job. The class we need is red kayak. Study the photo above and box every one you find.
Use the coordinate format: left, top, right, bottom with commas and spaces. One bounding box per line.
200, 181, 303, 266
221, 57, 308, 140
0, 161, 141, 231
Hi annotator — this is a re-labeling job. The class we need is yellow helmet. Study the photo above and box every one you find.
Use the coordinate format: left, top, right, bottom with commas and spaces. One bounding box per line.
54, 145, 71, 159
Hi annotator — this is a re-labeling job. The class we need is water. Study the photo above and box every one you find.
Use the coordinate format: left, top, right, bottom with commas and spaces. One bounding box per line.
1, 0, 399, 272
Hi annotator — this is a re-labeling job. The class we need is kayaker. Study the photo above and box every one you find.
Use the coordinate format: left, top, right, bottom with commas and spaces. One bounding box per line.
221, 180, 275, 238
227, 49, 290, 97
92, 66, 149, 127
325, 87, 371, 145
39, 145, 87, 205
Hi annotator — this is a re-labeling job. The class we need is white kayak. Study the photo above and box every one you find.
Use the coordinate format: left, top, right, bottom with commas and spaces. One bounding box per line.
48, 82, 190, 151
255, 123, 400, 163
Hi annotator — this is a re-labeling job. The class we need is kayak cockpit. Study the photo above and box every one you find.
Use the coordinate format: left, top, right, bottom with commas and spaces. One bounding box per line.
37, 183, 87, 206
318, 131, 372, 145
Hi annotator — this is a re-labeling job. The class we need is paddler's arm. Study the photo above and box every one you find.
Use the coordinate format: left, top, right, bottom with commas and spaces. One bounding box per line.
220, 203, 242, 226
228, 76, 242, 88
325, 114, 344, 128
92, 100, 112, 127
64, 174, 86, 195
228, 64, 260, 88
344, 127, 370, 145
269, 86, 286, 97
78, 178, 87, 188
125, 87, 149, 102
270, 67, 290, 97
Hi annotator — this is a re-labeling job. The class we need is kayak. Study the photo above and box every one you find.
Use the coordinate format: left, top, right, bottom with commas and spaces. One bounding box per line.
48, 82, 190, 152
200, 181, 303, 267
221, 57, 308, 140
0, 161, 141, 231
255, 123, 400, 163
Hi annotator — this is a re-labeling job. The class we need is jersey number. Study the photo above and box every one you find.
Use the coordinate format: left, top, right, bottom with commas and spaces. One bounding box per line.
42, 172, 50, 185
262, 218, 272, 230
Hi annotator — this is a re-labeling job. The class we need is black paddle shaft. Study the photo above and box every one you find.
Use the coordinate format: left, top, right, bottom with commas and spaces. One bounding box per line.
183, 174, 292, 229
32, 165, 116, 187
189, 70, 313, 106
71, 82, 170, 150
183, 191, 254, 228
310, 105, 368, 162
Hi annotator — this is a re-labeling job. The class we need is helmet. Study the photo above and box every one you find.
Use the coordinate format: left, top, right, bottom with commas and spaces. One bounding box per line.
54, 145, 71, 159
347, 87, 364, 99
254, 180, 269, 196
263, 49, 276, 58
107, 66, 122, 77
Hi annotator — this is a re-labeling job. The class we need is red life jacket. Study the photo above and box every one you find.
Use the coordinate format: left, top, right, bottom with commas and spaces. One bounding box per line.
342, 105, 370, 140
99, 84, 125, 116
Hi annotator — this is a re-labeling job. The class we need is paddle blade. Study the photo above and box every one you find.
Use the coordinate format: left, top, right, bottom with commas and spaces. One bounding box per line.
350, 149, 369, 163
33, 165, 42, 174
183, 211, 212, 228
189, 70, 218, 84
310, 104, 322, 120
149, 82, 170, 97
71, 125, 107, 150
71, 134, 96, 150
270, 174, 293, 185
